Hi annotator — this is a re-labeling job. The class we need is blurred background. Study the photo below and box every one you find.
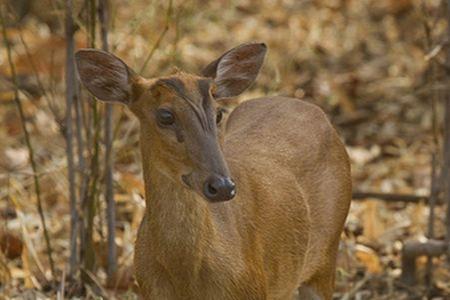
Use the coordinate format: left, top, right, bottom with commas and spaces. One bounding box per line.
1, 0, 450, 299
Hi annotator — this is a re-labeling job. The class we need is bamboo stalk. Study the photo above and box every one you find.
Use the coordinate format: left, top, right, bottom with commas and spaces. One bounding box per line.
425, 154, 438, 291
98, 0, 117, 280
65, 0, 79, 276
420, 2, 441, 291
445, 0, 450, 258
82, 0, 101, 279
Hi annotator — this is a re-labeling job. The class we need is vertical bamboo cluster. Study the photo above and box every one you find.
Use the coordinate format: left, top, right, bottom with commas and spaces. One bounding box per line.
64, 0, 117, 288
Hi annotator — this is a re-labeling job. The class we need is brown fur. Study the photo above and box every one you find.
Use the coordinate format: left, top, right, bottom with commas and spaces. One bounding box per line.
75, 45, 352, 300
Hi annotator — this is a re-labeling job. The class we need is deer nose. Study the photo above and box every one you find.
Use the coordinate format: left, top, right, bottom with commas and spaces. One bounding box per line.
203, 175, 236, 202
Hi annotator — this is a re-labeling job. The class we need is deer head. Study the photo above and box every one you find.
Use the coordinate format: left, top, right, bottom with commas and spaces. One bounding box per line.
75, 43, 267, 202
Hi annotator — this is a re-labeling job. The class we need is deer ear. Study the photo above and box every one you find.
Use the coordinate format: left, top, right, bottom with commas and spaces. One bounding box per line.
202, 43, 267, 99
75, 49, 138, 104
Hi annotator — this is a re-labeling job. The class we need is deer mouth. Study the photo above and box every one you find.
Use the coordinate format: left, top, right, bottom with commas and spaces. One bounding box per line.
181, 173, 192, 188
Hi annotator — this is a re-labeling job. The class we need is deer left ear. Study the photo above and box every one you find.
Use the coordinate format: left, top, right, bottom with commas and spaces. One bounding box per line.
202, 43, 267, 99
75, 49, 139, 105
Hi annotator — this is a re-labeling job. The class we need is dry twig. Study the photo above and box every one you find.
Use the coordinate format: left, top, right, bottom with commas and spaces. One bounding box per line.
352, 191, 429, 204
65, 0, 79, 276
139, 0, 173, 74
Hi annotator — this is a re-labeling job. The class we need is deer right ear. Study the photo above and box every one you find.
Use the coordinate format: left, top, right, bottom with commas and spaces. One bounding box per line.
75, 49, 138, 104
202, 43, 267, 99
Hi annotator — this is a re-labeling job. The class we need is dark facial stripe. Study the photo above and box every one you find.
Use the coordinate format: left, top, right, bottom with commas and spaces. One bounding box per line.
198, 79, 210, 109
198, 79, 214, 131
156, 77, 209, 131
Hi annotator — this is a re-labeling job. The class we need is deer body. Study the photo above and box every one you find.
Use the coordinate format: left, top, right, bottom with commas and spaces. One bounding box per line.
76, 43, 351, 300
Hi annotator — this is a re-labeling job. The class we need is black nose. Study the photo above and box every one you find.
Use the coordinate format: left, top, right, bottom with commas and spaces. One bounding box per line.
203, 175, 236, 202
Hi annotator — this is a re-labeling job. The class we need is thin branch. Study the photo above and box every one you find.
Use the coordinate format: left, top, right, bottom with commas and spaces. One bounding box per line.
341, 274, 371, 300
426, 154, 438, 291
0, 4, 55, 280
139, 0, 173, 74
421, 1, 442, 290
110, 2, 155, 52
82, 0, 101, 280
18, 32, 62, 127
352, 191, 429, 204
65, 0, 79, 277
98, 0, 117, 280
445, 0, 450, 258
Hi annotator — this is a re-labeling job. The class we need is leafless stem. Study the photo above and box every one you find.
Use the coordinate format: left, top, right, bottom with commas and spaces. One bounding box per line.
82, 0, 100, 280
425, 154, 438, 290
74, 83, 87, 269
420, 2, 441, 291
98, 0, 117, 280
75, 87, 85, 176
0, 4, 55, 280
341, 274, 371, 300
445, 0, 450, 259
352, 191, 429, 203
18, 32, 62, 127
65, 0, 79, 277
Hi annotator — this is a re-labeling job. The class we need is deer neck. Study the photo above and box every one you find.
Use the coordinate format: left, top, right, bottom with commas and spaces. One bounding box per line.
140, 146, 217, 273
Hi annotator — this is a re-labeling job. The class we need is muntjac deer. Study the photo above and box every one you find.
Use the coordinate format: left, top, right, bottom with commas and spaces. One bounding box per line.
75, 43, 351, 300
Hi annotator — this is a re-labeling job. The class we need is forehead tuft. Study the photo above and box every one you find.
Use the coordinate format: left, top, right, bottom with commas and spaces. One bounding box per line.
170, 72, 206, 90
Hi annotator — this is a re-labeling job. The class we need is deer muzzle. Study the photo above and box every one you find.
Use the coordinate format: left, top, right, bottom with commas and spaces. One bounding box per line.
203, 175, 236, 202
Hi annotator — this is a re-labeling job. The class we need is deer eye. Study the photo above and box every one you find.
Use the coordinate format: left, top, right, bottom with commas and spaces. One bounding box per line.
216, 110, 223, 125
157, 108, 175, 126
